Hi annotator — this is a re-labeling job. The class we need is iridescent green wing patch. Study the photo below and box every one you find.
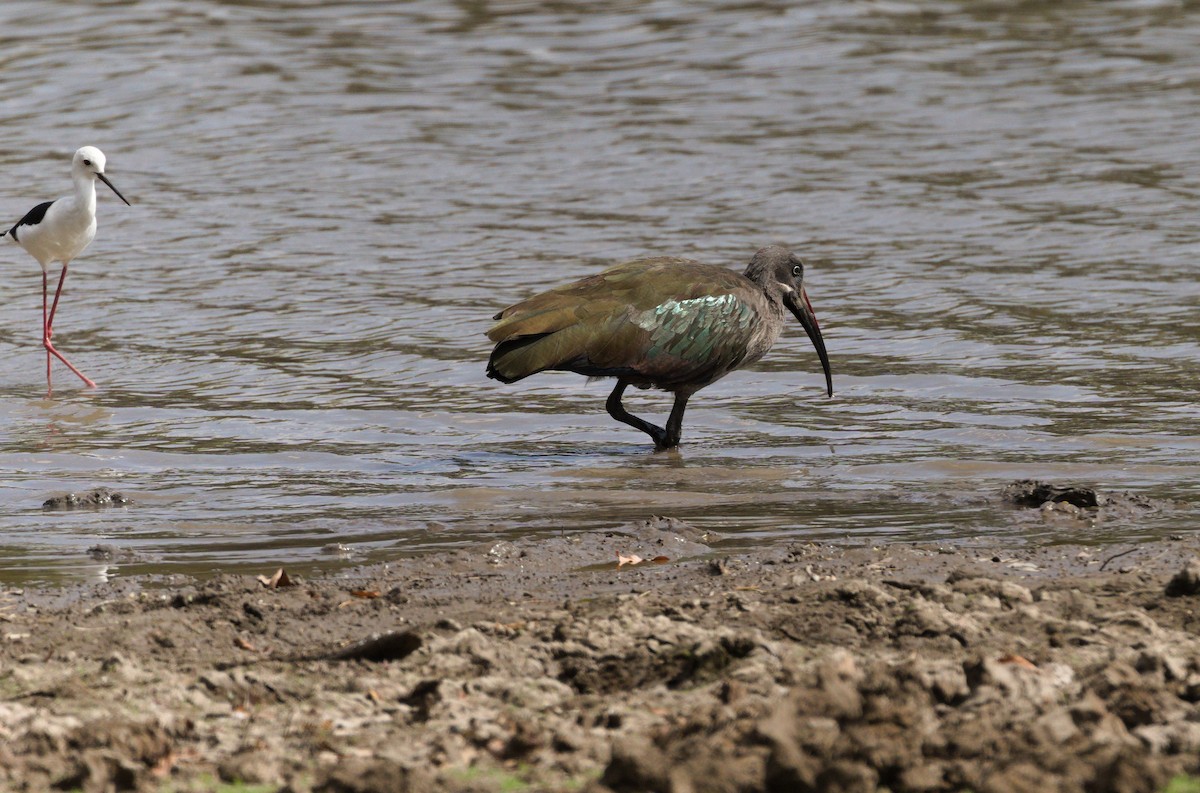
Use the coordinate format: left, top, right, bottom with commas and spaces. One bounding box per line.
634, 292, 757, 370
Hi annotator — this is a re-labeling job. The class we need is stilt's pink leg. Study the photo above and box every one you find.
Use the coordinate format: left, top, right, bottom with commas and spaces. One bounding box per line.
43, 263, 96, 389
44, 341, 97, 388
42, 271, 51, 390
47, 263, 69, 333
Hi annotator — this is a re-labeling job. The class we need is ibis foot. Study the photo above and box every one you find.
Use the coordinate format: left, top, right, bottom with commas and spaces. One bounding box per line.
606, 381, 690, 450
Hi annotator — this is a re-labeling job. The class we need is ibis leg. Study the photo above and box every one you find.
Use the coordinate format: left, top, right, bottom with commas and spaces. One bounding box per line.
606, 380, 670, 448
662, 392, 690, 449
42, 264, 96, 389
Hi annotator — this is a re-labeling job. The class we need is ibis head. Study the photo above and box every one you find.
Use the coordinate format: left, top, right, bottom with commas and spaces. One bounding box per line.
742, 245, 832, 398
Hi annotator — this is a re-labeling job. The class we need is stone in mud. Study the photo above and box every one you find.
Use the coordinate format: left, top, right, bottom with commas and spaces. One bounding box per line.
1002, 480, 1099, 509
42, 487, 132, 510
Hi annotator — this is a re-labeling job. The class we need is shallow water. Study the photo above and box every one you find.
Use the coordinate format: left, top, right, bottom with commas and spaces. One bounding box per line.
0, 0, 1197, 584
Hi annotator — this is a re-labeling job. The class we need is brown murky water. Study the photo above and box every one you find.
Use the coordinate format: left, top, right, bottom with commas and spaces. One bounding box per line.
0, 0, 1197, 584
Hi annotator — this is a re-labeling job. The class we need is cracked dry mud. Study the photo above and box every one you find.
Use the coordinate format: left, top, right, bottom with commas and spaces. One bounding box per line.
3, 523, 1200, 792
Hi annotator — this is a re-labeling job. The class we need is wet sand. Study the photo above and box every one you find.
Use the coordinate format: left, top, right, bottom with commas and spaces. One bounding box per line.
3, 519, 1200, 792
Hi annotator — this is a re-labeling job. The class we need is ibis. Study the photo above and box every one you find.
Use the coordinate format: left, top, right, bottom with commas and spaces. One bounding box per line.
486, 245, 832, 449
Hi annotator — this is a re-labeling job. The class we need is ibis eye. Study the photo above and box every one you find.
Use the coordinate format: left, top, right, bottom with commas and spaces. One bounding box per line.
791, 264, 802, 278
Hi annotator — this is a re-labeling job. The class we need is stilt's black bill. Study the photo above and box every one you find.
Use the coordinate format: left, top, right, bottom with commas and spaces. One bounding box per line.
97, 173, 131, 206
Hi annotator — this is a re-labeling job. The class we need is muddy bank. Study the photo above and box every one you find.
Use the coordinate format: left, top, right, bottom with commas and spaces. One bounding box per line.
2, 523, 1200, 792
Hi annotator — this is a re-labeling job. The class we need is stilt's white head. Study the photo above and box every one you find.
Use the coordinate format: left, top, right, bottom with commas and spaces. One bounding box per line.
71, 146, 131, 206
72, 146, 107, 176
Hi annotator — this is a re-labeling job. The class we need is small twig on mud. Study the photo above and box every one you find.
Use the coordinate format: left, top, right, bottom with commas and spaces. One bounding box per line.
1100, 547, 1138, 571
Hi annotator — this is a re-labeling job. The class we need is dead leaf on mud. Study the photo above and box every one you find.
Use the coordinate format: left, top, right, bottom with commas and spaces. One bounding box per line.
234, 636, 257, 652
998, 654, 1038, 670
617, 552, 643, 568
350, 589, 381, 599
651, 556, 669, 564
257, 568, 296, 589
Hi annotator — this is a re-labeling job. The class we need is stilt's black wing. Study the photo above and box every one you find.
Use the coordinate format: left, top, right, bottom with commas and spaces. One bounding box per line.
6, 200, 54, 241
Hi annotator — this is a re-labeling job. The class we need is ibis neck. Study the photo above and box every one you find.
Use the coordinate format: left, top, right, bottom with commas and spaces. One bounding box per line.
738, 285, 787, 366
759, 282, 788, 321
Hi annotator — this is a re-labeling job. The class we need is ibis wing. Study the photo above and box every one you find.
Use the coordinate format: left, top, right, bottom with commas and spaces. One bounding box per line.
486, 258, 758, 385
487, 272, 612, 343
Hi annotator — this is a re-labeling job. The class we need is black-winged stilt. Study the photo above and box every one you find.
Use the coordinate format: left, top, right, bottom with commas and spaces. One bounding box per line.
3, 146, 131, 392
